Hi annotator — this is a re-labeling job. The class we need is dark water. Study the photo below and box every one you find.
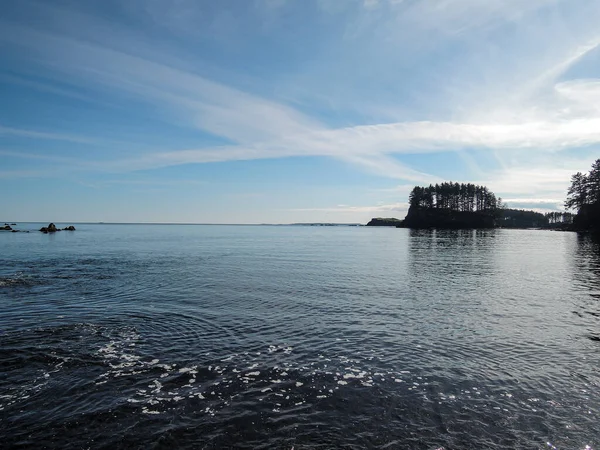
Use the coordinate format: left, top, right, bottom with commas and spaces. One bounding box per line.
0, 224, 598, 449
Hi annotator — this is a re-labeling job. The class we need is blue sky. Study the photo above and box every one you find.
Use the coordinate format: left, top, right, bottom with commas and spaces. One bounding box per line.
1, 0, 600, 223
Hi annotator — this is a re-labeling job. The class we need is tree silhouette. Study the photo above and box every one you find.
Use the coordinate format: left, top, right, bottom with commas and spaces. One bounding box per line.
565, 172, 589, 211
565, 159, 600, 212
545, 211, 573, 224
408, 182, 499, 212
587, 160, 600, 205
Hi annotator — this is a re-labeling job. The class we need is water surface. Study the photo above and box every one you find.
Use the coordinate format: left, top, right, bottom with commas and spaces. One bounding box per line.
1, 225, 598, 449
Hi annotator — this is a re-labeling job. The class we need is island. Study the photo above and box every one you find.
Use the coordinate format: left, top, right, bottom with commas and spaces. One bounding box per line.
400, 182, 500, 229
366, 218, 404, 227
365, 162, 600, 231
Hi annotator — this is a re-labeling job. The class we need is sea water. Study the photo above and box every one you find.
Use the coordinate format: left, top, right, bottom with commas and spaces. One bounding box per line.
0, 224, 598, 449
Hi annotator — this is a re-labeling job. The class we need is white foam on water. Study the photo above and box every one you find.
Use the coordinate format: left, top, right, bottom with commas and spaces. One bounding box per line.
114, 341, 527, 420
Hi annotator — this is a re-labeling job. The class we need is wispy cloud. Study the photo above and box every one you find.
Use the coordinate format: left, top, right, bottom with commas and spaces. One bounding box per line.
0, 17, 322, 145
0, 169, 59, 179
0, 125, 99, 144
2, 0, 600, 217
79, 178, 207, 190
288, 202, 408, 214
0, 73, 95, 103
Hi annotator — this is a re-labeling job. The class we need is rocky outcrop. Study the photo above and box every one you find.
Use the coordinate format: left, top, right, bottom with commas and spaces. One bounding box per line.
366, 217, 404, 227
39, 223, 76, 233
40, 223, 58, 233
402, 206, 496, 229
1, 224, 29, 233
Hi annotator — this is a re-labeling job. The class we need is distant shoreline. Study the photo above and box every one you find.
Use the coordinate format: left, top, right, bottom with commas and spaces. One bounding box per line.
0, 222, 364, 227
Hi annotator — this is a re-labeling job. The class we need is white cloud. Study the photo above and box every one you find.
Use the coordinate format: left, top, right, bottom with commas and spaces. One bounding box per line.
398, 0, 554, 35
2, 0, 600, 214
289, 202, 408, 214
0, 21, 322, 145
0, 125, 98, 144
555, 79, 600, 114
503, 198, 564, 204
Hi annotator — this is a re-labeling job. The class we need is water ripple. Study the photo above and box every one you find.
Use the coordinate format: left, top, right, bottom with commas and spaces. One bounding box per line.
1, 225, 599, 449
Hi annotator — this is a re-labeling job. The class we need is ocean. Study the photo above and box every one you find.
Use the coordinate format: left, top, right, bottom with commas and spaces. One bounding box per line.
1, 224, 598, 449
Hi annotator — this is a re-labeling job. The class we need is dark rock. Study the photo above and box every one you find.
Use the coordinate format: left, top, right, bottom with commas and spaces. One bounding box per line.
403, 206, 496, 229
1, 225, 12, 231
63, 226, 76, 231
40, 223, 59, 233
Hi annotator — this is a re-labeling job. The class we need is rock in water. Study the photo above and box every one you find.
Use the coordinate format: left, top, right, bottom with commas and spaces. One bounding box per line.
40, 223, 59, 233
40, 223, 76, 232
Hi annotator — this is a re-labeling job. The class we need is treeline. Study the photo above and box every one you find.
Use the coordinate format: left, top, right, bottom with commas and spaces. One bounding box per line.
408, 182, 499, 212
545, 211, 573, 224
497, 209, 546, 228
495, 210, 573, 228
564, 159, 600, 231
565, 159, 600, 211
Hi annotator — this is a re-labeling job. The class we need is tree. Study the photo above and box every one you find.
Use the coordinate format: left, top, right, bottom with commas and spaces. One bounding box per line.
565, 172, 589, 211
564, 160, 600, 231
407, 182, 500, 213
587, 159, 600, 204
545, 211, 573, 224
497, 197, 508, 210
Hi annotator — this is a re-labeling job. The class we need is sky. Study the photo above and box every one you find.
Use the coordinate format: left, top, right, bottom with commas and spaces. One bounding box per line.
1, 0, 600, 224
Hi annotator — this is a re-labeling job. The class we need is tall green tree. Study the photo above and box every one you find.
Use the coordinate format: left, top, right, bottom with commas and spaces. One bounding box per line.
565, 172, 589, 211
586, 159, 600, 204
407, 182, 499, 213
